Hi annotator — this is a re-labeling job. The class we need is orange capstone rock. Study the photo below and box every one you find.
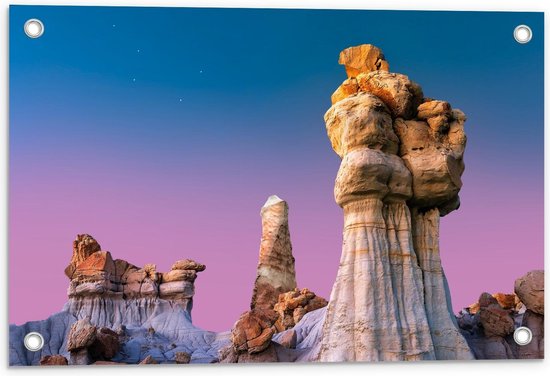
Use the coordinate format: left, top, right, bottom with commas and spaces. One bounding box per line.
338, 44, 389, 78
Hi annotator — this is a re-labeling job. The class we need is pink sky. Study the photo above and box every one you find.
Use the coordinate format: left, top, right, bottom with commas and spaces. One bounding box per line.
9, 155, 543, 331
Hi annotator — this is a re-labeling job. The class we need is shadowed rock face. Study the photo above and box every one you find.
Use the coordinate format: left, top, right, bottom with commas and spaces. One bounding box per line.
251, 195, 297, 312
457, 271, 544, 360
319, 44, 473, 361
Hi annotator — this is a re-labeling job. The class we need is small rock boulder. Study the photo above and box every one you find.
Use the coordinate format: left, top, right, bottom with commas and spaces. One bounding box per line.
174, 351, 191, 364
514, 270, 544, 315
274, 288, 328, 330
39, 355, 68, 366
89, 327, 120, 360
139, 355, 158, 364
231, 309, 278, 354
478, 293, 515, 337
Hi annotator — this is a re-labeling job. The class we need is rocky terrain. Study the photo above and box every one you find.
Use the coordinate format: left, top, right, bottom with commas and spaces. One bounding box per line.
457, 270, 544, 359
9, 44, 544, 365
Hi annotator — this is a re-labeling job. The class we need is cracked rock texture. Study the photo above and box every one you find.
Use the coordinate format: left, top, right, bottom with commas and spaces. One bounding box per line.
251, 195, 297, 312
319, 43, 473, 361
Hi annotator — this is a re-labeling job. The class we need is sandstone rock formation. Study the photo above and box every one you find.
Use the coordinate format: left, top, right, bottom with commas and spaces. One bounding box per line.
221, 195, 328, 363
10, 235, 227, 366
319, 44, 473, 361
232, 309, 278, 355
457, 271, 544, 359
251, 195, 297, 311
64, 233, 205, 320
273, 288, 328, 331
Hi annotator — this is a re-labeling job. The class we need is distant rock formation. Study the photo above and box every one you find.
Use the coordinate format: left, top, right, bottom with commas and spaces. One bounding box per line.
319, 44, 473, 361
457, 270, 544, 359
64, 234, 205, 318
10, 234, 228, 365
251, 195, 297, 311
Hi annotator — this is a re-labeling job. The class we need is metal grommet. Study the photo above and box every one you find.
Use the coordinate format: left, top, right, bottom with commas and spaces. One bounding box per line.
24, 332, 44, 351
24, 18, 44, 39
514, 25, 532, 44
513, 326, 533, 345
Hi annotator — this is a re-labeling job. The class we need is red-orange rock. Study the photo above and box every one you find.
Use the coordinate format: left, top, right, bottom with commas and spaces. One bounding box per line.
39, 355, 68, 366
231, 309, 278, 354
64, 234, 102, 278
74, 251, 116, 278
492, 293, 517, 310
338, 44, 389, 78
273, 288, 328, 330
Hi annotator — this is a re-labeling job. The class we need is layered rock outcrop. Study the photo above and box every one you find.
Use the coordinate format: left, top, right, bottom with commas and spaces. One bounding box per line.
10, 235, 228, 366
65, 235, 205, 317
319, 44, 473, 361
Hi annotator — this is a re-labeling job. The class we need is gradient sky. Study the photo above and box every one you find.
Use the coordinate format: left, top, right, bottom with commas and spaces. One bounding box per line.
9, 6, 544, 331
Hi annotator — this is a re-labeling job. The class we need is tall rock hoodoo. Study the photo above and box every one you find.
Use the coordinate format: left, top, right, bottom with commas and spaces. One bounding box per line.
251, 195, 297, 311
319, 44, 473, 361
